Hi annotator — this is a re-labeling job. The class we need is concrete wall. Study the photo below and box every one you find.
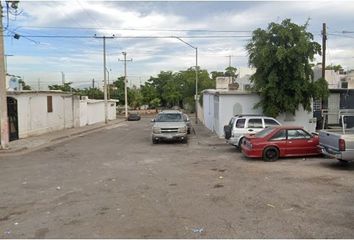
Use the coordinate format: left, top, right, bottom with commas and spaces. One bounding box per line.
10, 93, 77, 138
8, 92, 117, 139
79, 99, 117, 126
202, 91, 316, 137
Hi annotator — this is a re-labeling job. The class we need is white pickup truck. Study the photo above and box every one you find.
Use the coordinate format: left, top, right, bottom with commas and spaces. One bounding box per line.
318, 111, 354, 163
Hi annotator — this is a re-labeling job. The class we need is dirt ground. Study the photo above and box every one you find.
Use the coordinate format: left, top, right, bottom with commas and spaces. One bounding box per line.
0, 118, 353, 238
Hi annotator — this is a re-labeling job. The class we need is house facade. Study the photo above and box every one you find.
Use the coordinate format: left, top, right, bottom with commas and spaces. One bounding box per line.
6, 91, 116, 141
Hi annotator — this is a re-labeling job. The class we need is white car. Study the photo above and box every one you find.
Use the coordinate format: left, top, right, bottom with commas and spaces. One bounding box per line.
224, 115, 281, 149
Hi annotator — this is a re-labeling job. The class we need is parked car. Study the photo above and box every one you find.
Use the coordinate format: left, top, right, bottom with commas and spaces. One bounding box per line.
127, 111, 141, 121
183, 113, 192, 134
241, 126, 321, 161
224, 115, 281, 149
318, 111, 354, 163
151, 110, 188, 144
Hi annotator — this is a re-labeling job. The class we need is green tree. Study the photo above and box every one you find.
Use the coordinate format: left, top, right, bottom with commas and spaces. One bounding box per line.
326, 64, 344, 73
48, 82, 77, 92
225, 66, 238, 79
18, 79, 31, 90
246, 19, 327, 117
210, 71, 224, 80
78, 87, 104, 99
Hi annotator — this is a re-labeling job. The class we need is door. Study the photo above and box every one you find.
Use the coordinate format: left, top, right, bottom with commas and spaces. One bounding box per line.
286, 129, 312, 155
7, 97, 19, 141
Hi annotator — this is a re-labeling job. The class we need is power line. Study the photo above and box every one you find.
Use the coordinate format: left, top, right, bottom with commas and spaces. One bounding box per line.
17, 25, 253, 33
3, 34, 252, 39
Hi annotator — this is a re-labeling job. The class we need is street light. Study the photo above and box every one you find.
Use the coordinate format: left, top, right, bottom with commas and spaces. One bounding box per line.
174, 37, 199, 124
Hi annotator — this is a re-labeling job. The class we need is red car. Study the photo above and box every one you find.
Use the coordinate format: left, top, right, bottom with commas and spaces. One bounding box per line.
241, 126, 321, 161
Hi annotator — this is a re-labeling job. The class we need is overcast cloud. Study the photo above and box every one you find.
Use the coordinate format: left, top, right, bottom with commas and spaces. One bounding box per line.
4, 1, 354, 88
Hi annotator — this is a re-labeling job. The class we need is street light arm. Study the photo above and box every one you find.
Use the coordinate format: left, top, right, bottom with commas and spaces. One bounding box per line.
174, 36, 196, 49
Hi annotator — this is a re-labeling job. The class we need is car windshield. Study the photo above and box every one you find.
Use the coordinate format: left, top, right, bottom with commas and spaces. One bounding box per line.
155, 113, 183, 122
255, 127, 275, 138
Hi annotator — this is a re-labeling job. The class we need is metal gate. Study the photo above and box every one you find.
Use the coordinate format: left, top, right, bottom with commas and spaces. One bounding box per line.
7, 97, 19, 141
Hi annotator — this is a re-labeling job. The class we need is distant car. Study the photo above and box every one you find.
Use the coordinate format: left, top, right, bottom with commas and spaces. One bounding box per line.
241, 126, 321, 161
224, 115, 281, 149
127, 111, 141, 121
183, 114, 191, 134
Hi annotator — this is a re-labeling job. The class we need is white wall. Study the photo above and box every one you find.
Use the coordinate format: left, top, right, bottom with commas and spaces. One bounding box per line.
80, 99, 117, 126
9, 92, 117, 139
202, 91, 316, 137
217, 93, 262, 136
11, 93, 75, 138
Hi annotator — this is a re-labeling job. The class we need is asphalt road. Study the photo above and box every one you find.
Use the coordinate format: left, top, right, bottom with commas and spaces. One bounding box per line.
0, 118, 353, 238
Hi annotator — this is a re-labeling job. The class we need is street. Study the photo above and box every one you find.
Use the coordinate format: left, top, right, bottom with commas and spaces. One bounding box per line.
0, 117, 353, 238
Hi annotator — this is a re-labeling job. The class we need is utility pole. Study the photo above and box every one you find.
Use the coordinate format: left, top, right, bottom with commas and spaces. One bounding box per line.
119, 52, 132, 119
0, 3, 9, 149
37, 78, 40, 91
227, 55, 232, 67
322, 23, 327, 79
94, 35, 114, 124
105, 67, 111, 99
61, 71, 65, 85
92, 78, 95, 88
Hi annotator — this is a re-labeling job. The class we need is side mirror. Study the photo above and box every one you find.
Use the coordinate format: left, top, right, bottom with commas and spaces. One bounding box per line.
151, 119, 155, 122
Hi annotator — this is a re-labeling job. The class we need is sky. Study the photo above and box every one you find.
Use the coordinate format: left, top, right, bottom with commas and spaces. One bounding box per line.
4, 0, 354, 89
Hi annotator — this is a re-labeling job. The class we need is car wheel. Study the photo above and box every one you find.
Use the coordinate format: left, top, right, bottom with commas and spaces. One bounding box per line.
238, 137, 244, 149
182, 138, 188, 144
152, 138, 158, 144
338, 159, 349, 164
263, 147, 279, 161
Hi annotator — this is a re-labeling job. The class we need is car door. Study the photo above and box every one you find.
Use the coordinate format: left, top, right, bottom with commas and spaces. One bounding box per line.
246, 118, 263, 134
268, 129, 287, 156
285, 129, 313, 156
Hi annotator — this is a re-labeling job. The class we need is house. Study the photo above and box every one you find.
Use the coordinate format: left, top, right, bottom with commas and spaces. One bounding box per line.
202, 89, 316, 137
6, 91, 117, 141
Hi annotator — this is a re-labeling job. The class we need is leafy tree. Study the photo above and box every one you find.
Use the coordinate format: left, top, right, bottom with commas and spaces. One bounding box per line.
210, 71, 224, 80
48, 82, 75, 92
149, 98, 161, 111
326, 64, 344, 73
78, 87, 104, 99
18, 79, 31, 90
225, 66, 239, 80
246, 19, 327, 117
111, 77, 126, 104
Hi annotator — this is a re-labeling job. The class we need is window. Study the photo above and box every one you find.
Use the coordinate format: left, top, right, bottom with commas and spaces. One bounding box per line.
255, 127, 274, 138
235, 119, 245, 128
287, 129, 311, 140
270, 129, 286, 141
47, 96, 53, 113
228, 118, 235, 127
247, 118, 263, 128
264, 118, 280, 127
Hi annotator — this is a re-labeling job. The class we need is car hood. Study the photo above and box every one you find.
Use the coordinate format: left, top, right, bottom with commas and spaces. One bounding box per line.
153, 122, 186, 128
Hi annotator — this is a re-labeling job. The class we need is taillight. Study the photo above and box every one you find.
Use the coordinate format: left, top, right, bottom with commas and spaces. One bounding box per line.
339, 139, 346, 151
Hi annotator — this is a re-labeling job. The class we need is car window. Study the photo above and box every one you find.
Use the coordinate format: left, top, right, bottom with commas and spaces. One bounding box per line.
228, 118, 234, 126
270, 129, 286, 141
287, 129, 311, 140
247, 118, 263, 128
155, 113, 183, 122
264, 118, 280, 127
255, 127, 274, 138
235, 119, 245, 128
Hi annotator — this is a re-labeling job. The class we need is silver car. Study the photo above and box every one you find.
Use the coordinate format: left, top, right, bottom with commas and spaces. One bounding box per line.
224, 115, 281, 149
151, 110, 188, 144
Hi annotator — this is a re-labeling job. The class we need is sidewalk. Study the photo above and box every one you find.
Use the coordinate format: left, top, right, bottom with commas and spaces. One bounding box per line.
0, 117, 126, 156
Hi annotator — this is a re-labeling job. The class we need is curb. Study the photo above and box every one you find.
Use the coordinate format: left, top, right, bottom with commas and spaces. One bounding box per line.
0, 119, 126, 156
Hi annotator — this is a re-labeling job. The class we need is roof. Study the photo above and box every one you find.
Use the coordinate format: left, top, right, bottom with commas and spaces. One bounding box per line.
160, 110, 182, 114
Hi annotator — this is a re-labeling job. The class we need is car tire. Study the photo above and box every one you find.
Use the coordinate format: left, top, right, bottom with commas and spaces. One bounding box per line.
263, 147, 279, 161
338, 159, 349, 164
182, 138, 188, 144
238, 137, 244, 149
152, 138, 158, 144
